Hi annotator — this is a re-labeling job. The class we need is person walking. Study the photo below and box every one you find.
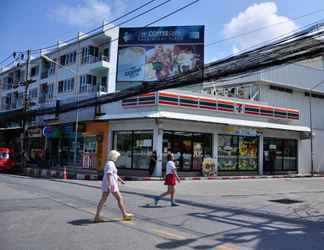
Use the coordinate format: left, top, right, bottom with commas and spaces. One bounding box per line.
94, 150, 133, 222
154, 153, 181, 206
149, 151, 157, 176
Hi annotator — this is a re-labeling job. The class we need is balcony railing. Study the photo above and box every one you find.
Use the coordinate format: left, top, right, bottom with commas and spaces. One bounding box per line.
81, 55, 109, 64
80, 84, 96, 93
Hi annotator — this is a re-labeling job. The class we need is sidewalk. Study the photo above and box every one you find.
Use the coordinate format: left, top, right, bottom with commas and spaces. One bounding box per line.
20, 166, 324, 181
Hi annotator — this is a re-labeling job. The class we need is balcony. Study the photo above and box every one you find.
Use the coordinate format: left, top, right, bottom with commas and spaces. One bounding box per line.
81, 55, 110, 75
41, 71, 48, 79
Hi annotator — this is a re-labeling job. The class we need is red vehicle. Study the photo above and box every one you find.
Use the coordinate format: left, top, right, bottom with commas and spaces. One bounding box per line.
0, 148, 16, 171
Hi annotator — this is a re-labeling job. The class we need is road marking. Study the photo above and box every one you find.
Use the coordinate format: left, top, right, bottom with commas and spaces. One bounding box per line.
152, 229, 186, 240
82, 208, 97, 215
216, 244, 240, 250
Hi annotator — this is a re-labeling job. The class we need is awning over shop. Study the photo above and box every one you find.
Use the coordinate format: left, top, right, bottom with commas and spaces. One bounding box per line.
99, 111, 311, 132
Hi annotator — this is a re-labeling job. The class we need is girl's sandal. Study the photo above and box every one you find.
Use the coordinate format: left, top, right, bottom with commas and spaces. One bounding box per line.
123, 213, 134, 221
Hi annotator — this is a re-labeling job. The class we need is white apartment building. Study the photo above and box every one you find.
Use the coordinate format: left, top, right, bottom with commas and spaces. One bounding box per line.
0, 25, 119, 170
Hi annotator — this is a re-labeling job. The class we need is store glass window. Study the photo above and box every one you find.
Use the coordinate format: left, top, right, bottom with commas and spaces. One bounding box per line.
114, 131, 132, 169
218, 135, 258, 171
163, 131, 212, 171
113, 130, 153, 169
133, 131, 154, 169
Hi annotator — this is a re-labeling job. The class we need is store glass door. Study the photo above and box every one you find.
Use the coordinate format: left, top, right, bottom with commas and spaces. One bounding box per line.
263, 138, 297, 173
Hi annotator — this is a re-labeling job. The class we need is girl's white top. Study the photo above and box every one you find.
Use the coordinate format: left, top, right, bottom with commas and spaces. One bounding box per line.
166, 160, 176, 175
101, 161, 119, 193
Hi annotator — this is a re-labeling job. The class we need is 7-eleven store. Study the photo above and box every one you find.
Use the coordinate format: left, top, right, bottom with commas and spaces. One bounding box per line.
100, 90, 309, 177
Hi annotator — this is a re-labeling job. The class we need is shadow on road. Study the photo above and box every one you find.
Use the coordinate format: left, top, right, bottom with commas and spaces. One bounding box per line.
119, 190, 324, 249
3, 174, 324, 249
68, 219, 96, 226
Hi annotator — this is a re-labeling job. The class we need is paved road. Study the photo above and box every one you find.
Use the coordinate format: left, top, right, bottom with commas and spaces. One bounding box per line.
1, 174, 324, 250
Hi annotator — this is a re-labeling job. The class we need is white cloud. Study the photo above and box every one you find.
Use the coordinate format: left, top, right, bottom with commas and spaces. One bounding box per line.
224, 2, 298, 53
49, 0, 124, 28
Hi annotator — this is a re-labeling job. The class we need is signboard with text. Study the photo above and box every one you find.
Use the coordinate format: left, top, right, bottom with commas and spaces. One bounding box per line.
117, 26, 204, 83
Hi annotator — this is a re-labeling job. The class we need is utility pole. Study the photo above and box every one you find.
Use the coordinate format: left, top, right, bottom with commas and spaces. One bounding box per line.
21, 49, 32, 169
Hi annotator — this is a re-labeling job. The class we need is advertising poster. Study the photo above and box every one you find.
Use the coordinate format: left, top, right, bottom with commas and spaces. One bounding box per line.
117, 26, 204, 83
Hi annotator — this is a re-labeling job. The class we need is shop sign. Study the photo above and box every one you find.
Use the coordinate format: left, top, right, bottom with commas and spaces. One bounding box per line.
123, 91, 300, 121
225, 126, 258, 136
42, 126, 62, 138
28, 128, 42, 138
117, 26, 204, 83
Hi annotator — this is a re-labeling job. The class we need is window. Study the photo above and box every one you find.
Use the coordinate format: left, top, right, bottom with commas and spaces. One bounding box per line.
39, 83, 54, 102
60, 51, 76, 66
100, 76, 108, 92
58, 81, 64, 93
218, 135, 258, 171
47, 83, 54, 99
30, 66, 39, 77
103, 47, 110, 61
58, 78, 74, 93
60, 55, 66, 65
81, 46, 99, 64
48, 59, 56, 75
80, 74, 96, 93
113, 130, 153, 169
29, 88, 38, 100
14, 70, 21, 83
305, 92, 324, 99
270, 85, 293, 94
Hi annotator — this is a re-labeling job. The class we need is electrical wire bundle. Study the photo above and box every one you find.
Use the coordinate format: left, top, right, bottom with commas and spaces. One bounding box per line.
1, 7, 324, 124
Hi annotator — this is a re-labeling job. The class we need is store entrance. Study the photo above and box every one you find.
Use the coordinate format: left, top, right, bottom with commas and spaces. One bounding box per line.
162, 131, 213, 171
263, 138, 297, 174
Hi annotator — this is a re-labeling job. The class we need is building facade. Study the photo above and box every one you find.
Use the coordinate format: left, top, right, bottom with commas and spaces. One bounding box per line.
0, 24, 119, 171
0, 24, 324, 176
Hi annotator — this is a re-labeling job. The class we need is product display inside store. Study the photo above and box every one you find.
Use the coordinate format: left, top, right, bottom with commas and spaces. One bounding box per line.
218, 135, 258, 171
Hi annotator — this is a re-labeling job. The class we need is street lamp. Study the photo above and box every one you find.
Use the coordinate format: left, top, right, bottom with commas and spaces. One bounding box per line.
41, 55, 80, 167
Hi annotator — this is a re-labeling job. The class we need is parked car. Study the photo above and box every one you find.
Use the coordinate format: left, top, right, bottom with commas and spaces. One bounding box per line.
0, 148, 16, 171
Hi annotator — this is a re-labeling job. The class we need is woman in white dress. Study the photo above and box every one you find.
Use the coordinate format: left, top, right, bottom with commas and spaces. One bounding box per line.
94, 150, 133, 222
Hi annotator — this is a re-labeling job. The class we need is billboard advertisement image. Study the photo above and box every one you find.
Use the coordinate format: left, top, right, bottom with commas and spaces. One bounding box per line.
117, 26, 204, 83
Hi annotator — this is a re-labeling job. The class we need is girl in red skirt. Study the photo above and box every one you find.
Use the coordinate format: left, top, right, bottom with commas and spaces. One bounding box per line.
154, 153, 181, 206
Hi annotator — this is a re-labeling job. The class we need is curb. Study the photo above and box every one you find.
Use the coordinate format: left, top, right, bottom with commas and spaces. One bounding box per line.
20, 167, 324, 181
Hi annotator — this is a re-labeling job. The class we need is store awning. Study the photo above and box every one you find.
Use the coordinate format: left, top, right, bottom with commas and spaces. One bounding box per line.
99, 111, 311, 132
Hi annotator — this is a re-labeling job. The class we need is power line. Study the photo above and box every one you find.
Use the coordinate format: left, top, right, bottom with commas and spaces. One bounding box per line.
31, 0, 200, 86
1, 17, 323, 123
28, 0, 174, 58
30, 0, 194, 61
2, 4, 323, 65
0, 54, 13, 66
30, 0, 167, 53
205, 8, 324, 48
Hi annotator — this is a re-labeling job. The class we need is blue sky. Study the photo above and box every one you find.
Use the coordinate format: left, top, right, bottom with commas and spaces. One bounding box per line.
1, 0, 323, 65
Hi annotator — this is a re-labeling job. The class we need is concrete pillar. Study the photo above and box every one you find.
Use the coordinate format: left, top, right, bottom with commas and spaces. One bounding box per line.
108, 128, 113, 151
213, 133, 218, 174
298, 138, 311, 175
153, 126, 163, 177
258, 134, 264, 175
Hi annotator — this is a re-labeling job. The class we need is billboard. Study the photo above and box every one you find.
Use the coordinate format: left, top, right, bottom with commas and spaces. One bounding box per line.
117, 26, 204, 83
